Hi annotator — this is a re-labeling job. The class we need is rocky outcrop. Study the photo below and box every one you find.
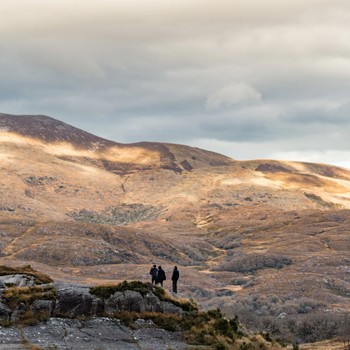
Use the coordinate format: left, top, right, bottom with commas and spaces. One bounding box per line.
0, 278, 184, 326
0, 276, 189, 349
53, 284, 103, 318
104, 290, 182, 315
0, 317, 189, 350
0, 274, 36, 288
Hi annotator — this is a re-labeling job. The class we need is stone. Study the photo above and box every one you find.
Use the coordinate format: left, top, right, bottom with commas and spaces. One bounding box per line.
143, 292, 163, 313
53, 284, 102, 318
30, 299, 55, 319
105, 290, 145, 314
0, 274, 35, 287
0, 317, 191, 350
0, 302, 11, 322
161, 301, 183, 315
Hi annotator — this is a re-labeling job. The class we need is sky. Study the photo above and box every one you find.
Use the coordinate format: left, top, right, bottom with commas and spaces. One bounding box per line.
1, 0, 350, 168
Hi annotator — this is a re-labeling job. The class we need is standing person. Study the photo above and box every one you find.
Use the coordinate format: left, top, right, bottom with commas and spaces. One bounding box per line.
171, 266, 180, 293
156, 266, 166, 287
150, 264, 158, 285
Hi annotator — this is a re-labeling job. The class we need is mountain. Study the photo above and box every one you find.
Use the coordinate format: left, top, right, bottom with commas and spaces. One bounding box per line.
1, 113, 350, 342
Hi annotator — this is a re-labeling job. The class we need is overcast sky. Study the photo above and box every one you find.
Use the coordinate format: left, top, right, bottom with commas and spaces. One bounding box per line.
1, 0, 350, 168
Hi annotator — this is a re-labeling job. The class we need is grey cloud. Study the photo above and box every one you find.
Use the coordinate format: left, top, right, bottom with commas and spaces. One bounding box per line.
281, 103, 350, 125
1, 0, 350, 166
205, 83, 262, 110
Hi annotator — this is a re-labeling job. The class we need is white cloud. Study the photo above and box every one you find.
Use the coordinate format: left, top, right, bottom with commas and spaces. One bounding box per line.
205, 83, 262, 110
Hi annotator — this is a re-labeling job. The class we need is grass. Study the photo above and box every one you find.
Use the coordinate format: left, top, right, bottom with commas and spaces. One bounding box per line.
0, 265, 55, 326
92, 282, 282, 349
3, 285, 57, 309
90, 281, 246, 348
90, 280, 152, 298
113, 307, 247, 349
2, 285, 56, 325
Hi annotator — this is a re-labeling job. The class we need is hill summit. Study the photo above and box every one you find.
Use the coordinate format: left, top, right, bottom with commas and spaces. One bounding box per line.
0, 113, 233, 174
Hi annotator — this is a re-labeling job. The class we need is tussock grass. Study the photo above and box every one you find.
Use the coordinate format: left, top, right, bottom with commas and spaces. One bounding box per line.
90, 280, 152, 298
3, 285, 56, 310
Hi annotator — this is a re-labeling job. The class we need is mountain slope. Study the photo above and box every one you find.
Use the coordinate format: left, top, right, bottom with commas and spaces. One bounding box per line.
0, 113, 350, 343
0, 112, 233, 174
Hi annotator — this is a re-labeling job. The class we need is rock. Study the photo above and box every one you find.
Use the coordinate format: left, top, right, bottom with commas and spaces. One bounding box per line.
22, 318, 137, 350
0, 317, 191, 350
104, 290, 183, 315
143, 292, 163, 313
0, 279, 191, 348
0, 274, 35, 287
53, 284, 103, 318
105, 290, 145, 314
0, 302, 11, 322
30, 299, 55, 319
160, 301, 183, 315
133, 327, 188, 350
0, 326, 22, 346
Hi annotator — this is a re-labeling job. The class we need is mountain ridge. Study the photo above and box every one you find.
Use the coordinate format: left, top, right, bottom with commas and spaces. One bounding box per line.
0, 113, 233, 174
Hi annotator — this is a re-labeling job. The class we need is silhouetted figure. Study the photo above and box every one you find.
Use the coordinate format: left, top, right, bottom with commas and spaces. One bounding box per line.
149, 264, 158, 285
156, 266, 166, 287
171, 266, 180, 293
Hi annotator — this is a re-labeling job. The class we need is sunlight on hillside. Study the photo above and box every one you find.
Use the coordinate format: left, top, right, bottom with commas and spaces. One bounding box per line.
0, 131, 161, 165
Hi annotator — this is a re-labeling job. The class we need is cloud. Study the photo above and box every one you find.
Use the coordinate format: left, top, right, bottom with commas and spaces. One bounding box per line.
205, 83, 262, 110
0, 0, 350, 167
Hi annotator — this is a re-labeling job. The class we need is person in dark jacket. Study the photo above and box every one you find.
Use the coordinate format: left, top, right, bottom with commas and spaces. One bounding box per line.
149, 264, 158, 285
171, 266, 180, 293
156, 266, 166, 287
